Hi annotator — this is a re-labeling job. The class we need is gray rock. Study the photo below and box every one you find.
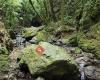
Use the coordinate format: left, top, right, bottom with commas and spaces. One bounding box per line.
85, 66, 100, 80
29, 40, 38, 44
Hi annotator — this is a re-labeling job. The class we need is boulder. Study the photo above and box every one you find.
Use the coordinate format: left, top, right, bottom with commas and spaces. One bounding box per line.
34, 30, 52, 42
22, 26, 44, 38
85, 66, 100, 80
79, 38, 100, 59
18, 42, 79, 79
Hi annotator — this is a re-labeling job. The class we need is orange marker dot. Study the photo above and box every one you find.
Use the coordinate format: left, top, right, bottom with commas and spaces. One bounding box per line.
36, 45, 45, 55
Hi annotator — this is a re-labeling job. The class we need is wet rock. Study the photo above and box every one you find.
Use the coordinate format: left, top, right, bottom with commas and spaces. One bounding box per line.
85, 66, 100, 80
29, 39, 38, 44
18, 42, 79, 79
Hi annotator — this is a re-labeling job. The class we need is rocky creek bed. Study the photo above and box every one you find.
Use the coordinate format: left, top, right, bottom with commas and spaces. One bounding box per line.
8, 40, 100, 80
0, 25, 100, 80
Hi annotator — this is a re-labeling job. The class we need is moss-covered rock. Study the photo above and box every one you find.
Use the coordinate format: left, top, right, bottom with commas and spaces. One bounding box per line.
68, 35, 79, 46
68, 32, 84, 46
34, 30, 52, 42
74, 47, 82, 54
95, 51, 100, 59
18, 42, 78, 77
22, 27, 43, 38
78, 38, 100, 58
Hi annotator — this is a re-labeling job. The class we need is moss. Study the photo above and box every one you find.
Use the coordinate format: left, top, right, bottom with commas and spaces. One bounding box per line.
77, 22, 100, 58
79, 39, 94, 52
78, 38, 100, 58
86, 22, 100, 40
68, 32, 85, 46
74, 47, 82, 54
0, 54, 9, 72
0, 46, 8, 55
35, 30, 52, 42
22, 27, 40, 38
95, 51, 100, 59
68, 35, 78, 46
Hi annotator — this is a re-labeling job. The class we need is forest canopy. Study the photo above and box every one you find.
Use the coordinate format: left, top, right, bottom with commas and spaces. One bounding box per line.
0, 0, 99, 31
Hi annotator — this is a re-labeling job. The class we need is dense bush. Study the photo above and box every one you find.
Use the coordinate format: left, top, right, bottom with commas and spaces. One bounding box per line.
2, 0, 21, 29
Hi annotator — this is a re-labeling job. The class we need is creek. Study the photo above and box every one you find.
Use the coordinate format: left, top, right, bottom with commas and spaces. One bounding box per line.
7, 33, 100, 80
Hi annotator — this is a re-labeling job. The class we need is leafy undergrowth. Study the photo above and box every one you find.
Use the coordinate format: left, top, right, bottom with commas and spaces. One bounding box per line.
0, 46, 9, 72
69, 22, 100, 59
0, 54, 9, 72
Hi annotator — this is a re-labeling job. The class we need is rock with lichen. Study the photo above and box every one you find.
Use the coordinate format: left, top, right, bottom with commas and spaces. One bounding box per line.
22, 26, 44, 38
18, 42, 79, 79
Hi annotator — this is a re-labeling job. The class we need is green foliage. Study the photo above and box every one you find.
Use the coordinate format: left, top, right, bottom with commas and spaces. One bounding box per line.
1, 0, 100, 31
22, 27, 40, 37
0, 54, 9, 72
78, 38, 100, 58
0, 0, 5, 8
74, 47, 82, 54
64, 16, 75, 26
21, 0, 34, 26
2, 0, 21, 29
0, 46, 8, 55
0, 45, 9, 72
69, 35, 79, 46
35, 30, 52, 42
